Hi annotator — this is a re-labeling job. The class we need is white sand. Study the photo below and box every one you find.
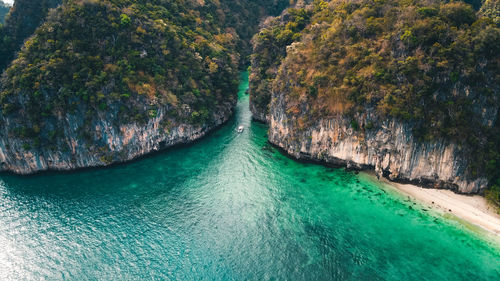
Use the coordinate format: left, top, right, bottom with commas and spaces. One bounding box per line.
365, 173, 500, 236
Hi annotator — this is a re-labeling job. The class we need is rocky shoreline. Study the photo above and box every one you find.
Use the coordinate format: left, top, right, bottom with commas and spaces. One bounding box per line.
0, 101, 236, 175
267, 138, 484, 195
259, 89, 488, 194
266, 117, 487, 194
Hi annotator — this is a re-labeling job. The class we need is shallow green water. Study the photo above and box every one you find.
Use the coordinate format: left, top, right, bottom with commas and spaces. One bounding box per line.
1, 72, 499, 280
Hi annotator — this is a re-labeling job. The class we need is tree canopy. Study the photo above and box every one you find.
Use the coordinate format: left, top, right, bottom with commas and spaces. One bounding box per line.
250, 0, 500, 201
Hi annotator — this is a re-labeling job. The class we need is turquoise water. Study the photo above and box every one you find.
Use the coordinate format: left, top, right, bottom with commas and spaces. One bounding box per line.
1, 72, 499, 280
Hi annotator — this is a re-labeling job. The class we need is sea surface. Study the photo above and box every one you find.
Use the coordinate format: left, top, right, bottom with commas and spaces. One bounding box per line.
1, 72, 499, 280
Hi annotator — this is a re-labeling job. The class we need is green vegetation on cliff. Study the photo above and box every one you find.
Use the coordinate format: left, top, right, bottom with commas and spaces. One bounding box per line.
0, 0, 239, 149
0, 0, 289, 71
0, 0, 62, 70
250, 0, 500, 199
0, 0, 290, 164
250, 3, 313, 120
480, 0, 500, 24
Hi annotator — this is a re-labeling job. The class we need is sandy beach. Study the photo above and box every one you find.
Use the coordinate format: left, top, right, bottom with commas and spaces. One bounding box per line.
365, 173, 500, 237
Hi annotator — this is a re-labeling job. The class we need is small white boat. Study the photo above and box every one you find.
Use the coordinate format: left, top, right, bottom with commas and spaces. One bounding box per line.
237, 125, 244, 133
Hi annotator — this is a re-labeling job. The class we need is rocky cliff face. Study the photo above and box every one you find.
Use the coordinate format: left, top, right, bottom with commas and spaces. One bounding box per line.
0, 0, 297, 175
268, 93, 489, 193
249, 93, 268, 123
250, 0, 499, 194
0, 99, 235, 174
0, 0, 244, 174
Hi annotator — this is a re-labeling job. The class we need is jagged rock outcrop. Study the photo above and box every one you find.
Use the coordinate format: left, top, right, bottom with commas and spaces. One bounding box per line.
0, 0, 258, 174
250, 0, 500, 194
0, 0, 296, 174
0, 99, 235, 174
268, 97, 490, 193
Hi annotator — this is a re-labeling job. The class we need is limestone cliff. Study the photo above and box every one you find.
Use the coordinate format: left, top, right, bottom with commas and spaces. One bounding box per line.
0, 0, 295, 174
0, 0, 243, 174
0, 99, 235, 174
250, 0, 500, 194
268, 96, 490, 193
